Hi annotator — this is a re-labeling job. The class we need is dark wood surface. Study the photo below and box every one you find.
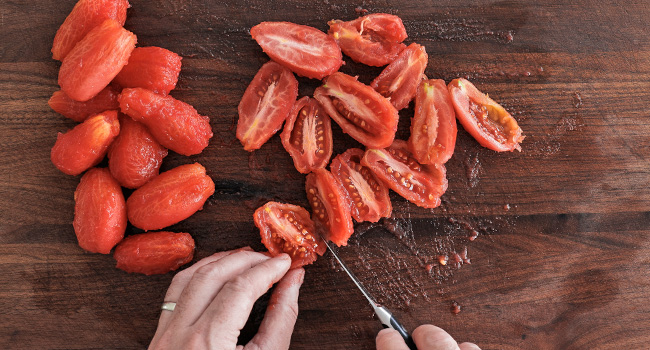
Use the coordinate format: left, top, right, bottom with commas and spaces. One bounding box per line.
2, 0, 650, 349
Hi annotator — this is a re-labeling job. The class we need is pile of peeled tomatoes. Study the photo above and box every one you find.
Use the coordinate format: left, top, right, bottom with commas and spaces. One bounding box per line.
239, 15, 525, 269
48, 0, 214, 275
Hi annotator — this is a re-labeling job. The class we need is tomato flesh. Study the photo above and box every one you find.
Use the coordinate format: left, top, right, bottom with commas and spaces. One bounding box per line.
408, 79, 457, 165
251, 22, 343, 79
448, 78, 524, 152
254, 202, 326, 269
48, 85, 121, 122
306, 169, 354, 247
114, 46, 182, 95
237, 61, 298, 151
114, 232, 195, 275
371, 43, 428, 110
362, 140, 447, 209
328, 13, 407, 67
314, 72, 398, 149
330, 148, 392, 223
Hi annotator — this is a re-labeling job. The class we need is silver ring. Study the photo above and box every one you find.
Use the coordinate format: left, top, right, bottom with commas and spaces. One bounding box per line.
161, 301, 176, 312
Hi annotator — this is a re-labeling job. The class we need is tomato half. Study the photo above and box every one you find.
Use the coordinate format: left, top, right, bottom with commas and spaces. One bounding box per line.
250, 22, 343, 79
314, 72, 398, 149
237, 61, 298, 151
328, 13, 407, 67
305, 169, 354, 247
371, 43, 428, 110
408, 79, 457, 165
330, 148, 392, 223
254, 201, 326, 269
448, 78, 524, 152
362, 140, 447, 209
280, 97, 333, 174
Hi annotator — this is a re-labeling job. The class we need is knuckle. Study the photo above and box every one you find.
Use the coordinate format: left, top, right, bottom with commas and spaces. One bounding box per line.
193, 262, 224, 282
223, 275, 255, 298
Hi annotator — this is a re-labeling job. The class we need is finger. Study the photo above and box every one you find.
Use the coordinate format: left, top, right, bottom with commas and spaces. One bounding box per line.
376, 328, 409, 350
412, 324, 460, 350
198, 254, 292, 343
246, 268, 305, 350
459, 342, 481, 350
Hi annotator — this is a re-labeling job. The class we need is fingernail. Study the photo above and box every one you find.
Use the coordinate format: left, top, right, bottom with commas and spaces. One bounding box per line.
238, 246, 254, 252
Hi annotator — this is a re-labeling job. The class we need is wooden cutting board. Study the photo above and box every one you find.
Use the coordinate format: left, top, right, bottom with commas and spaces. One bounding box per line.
2, 0, 650, 349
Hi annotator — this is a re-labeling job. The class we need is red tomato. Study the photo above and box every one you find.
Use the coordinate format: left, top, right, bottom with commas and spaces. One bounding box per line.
330, 148, 392, 223
119, 88, 213, 156
114, 231, 195, 275
114, 46, 182, 95
314, 72, 398, 149
448, 78, 524, 152
58, 19, 136, 102
73, 168, 126, 254
280, 97, 333, 174
126, 163, 215, 231
362, 140, 447, 209
305, 169, 354, 247
48, 85, 121, 122
250, 22, 343, 79
254, 202, 326, 269
51, 110, 120, 176
408, 79, 458, 165
51, 0, 129, 61
237, 61, 298, 151
371, 43, 428, 110
107, 116, 168, 189
328, 13, 407, 67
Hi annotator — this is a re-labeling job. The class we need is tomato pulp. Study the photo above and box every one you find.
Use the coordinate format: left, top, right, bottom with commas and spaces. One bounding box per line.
371, 43, 428, 110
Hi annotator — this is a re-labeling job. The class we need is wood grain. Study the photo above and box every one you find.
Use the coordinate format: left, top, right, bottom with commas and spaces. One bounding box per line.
2, 0, 650, 349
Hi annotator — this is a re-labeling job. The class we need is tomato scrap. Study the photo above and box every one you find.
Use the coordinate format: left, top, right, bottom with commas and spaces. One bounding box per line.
48, 85, 121, 122
408, 79, 458, 165
306, 169, 354, 247
254, 201, 326, 269
237, 61, 298, 151
328, 13, 407, 67
371, 43, 428, 110
448, 78, 524, 152
73, 168, 126, 254
280, 97, 333, 174
114, 231, 195, 275
114, 46, 182, 95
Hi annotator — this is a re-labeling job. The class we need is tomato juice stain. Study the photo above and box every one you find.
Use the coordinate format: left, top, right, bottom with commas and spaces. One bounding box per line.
451, 301, 461, 314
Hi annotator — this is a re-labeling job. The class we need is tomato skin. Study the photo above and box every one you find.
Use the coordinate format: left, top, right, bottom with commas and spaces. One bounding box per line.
314, 72, 398, 149
448, 78, 524, 152
51, 0, 130, 61
237, 61, 298, 151
408, 79, 458, 165
114, 231, 195, 275
371, 43, 428, 110
328, 13, 407, 67
51, 110, 120, 176
254, 202, 326, 269
250, 22, 343, 79
119, 88, 213, 156
58, 19, 136, 102
126, 163, 215, 231
107, 116, 168, 189
362, 140, 447, 209
305, 169, 354, 247
114, 47, 182, 95
48, 85, 121, 122
280, 97, 333, 174
330, 148, 392, 223
73, 168, 127, 254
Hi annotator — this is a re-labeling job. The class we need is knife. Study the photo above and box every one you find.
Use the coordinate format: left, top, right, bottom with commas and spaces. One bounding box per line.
320, 237, 417, 350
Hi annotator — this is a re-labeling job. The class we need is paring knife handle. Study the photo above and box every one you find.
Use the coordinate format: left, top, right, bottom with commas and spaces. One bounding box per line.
376, 306, 417, 350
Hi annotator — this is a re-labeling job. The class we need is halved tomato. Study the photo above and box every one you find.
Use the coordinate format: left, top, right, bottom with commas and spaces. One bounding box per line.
408, 79, 457, 165
250, 22, 343, 79
305, 169, 354, 247
328, 13, 407, 67
254, 201, 326, 269
448, 78, 524, 152
280, 97, 333, 174
330, 148, 392, 223
362, 140, 447, 209
237, 61, 298, 151
314, 72, 398, 149
371, 43, 428, 110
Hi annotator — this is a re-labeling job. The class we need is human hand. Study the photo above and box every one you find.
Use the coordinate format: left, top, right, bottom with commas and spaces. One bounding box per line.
376, 325, 480, 350
149, 247, 304, 350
